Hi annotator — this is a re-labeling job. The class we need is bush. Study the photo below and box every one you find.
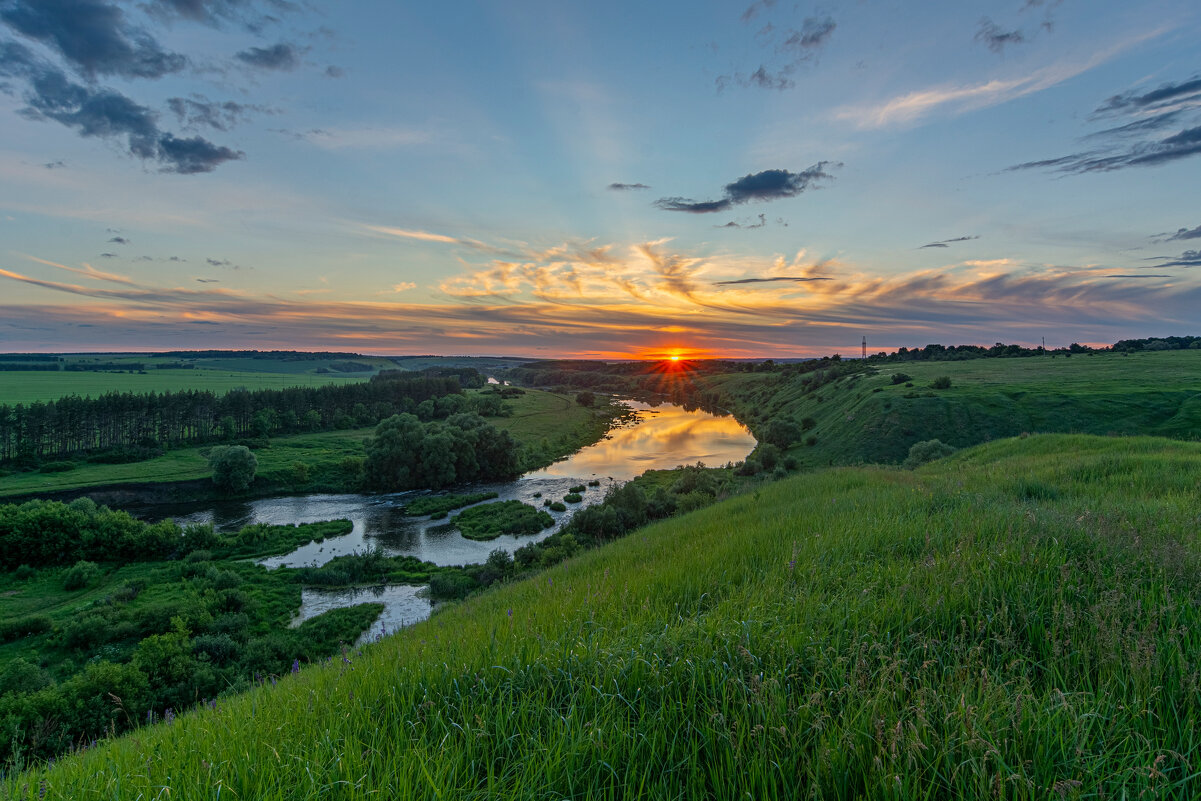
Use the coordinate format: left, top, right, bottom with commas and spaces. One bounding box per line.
804, 434, 817, 447
931, 376, 952, 389
209, 445, 258, 493
63, 560, 101, 591
903, 439, 957, 469
890, 373, 912, 385
575, 391, 596, 407
549, 501, 567, 512
38, 461, 76, 473
800, 416, 817, 431
14, 564, 35, 580
429, 571, 479, 599
568, 485, 586, 493
563, 492, 583, 503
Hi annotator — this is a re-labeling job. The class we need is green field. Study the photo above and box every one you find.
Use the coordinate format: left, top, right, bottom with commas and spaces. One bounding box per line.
13, 432, 1201, 797
0, 367, 377, 405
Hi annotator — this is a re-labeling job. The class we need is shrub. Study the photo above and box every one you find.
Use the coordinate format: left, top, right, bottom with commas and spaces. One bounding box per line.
931, 376, 952, 389
209, 445, 258, 493
575, 391, 596, 407
14, 564, 35, 580
568, 484, 586, 493
903, 439, 957, 469
63, 560, 101, 591
890, 373, 912, 385
800, 416, 817, 431
549, 501, 567, 512
563, 492, 583, 503
804, 434, 817, 447
38, 461, 76, 473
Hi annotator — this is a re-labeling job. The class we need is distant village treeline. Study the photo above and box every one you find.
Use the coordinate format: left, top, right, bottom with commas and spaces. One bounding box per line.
0, 370, 491, 465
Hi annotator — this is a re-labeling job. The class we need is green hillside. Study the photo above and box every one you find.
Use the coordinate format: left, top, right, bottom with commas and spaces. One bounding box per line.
709, 349, 1201, 466
15, 434, 1199, 798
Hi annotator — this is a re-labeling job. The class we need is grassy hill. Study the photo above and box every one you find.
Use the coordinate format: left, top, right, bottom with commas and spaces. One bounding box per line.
15, 433, 1199, 798
707, 349, 1201, 466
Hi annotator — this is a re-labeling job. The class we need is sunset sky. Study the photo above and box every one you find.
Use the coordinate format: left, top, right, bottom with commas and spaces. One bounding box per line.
1, 0, 1199, 358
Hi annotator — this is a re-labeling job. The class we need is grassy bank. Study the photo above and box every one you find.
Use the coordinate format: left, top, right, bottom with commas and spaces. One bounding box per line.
12, 432, 1200, 797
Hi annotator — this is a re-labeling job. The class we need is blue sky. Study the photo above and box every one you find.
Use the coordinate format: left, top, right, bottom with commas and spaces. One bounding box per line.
1, 0, 1199, 357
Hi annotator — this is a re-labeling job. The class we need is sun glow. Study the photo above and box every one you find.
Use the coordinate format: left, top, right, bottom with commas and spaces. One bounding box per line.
670, 355, 680, 361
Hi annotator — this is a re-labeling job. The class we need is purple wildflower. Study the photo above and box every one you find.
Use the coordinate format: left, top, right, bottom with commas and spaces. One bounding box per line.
292, 658, 301, 674
507, 608, 512, 618
164, 708, 175, 724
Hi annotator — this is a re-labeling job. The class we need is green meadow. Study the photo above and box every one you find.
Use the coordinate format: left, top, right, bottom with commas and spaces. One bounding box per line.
0, 367, 375, 405
10, 433, 1200, 798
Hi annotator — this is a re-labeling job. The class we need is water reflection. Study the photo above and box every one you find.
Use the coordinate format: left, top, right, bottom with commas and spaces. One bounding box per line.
290, 584, 436, 646
525, 402, 754, 482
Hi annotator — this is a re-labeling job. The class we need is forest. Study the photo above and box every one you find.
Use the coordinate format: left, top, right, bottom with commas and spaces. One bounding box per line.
0, 371, 482, 465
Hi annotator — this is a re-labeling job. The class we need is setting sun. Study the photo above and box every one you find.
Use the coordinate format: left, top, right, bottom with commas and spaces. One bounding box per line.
670, 355, 680, 361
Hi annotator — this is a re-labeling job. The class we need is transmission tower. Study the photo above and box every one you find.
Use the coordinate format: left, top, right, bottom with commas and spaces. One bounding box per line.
862, 336, 867, 360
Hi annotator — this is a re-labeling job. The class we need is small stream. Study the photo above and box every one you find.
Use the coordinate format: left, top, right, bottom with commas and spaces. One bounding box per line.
148, 401, 755, 639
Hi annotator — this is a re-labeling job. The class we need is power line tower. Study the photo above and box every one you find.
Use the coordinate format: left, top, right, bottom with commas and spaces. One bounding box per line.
862, 336, 867, 360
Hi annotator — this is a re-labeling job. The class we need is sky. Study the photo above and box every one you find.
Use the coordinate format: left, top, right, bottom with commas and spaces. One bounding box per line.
0, 0, 1199, 359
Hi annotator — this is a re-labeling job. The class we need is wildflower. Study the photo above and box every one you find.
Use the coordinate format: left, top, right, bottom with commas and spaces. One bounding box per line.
788, 559, 796, 572
292, 658, 301, 674
164, 708, 175, 724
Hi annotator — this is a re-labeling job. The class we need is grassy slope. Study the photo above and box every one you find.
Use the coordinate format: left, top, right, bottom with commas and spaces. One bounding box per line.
17, 433, 1200, 798
709, 349, 1201, 466
0, 389, 612, 499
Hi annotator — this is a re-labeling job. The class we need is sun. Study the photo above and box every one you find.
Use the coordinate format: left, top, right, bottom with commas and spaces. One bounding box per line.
670, 355, 680, 362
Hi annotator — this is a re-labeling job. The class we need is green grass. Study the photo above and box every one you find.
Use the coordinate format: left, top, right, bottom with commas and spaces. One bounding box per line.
452, 500, 554, 540
711, 349, 1201, 467
13, 432, 1201, 797
0, 368, 371, 405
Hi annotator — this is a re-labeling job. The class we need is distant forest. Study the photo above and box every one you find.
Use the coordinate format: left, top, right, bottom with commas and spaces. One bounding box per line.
0, 371, 492, 465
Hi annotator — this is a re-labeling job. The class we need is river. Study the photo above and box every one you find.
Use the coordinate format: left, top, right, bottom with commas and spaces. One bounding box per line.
157, 401, 755, 641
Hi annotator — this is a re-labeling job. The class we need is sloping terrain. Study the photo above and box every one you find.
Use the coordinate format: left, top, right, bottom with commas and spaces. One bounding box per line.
14, 433, 1200, 798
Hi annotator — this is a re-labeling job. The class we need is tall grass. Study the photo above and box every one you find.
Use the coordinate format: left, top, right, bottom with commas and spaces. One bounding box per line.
8, 433, 1200, 798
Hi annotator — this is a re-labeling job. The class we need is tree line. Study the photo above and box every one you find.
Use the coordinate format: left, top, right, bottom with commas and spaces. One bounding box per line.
0, 372, 468, 465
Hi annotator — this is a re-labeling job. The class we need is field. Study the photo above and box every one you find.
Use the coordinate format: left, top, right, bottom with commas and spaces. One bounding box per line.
708, 349, 1201, 467
13, 432, 1200, 798
0, 389, 616, 500
0, 352, 404, 404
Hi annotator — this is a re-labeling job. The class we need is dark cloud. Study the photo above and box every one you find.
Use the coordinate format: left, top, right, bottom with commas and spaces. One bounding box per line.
1095, 77, 1201, 116
1144, 250, 1201, 268
167, 95, 273, 131
207, 257, 231, 267
324, 64, 343, 78
719, 9, 834, 91
108, 236, 128, 244
608, 182, 650, 191
1159, 224, 1201, 242
0, 41, 242, 173
655, 197, 732, 213
715, 275, 831, 285
99, 252, 117, 258
1010, 125, 1201, 173
1106, 274, 1171, 279
782, 16, 836, 54
235, 42, 299, 70
196, 277, 219, 282
740, 0, 776, 23
656, 163, 837, 214
0, 0, 186, 79
1009, 74, 1201, 175
145, 0, 295, 31
974, 18, 1024, 53
42, 159, 65, 169
919, 235, 980, 249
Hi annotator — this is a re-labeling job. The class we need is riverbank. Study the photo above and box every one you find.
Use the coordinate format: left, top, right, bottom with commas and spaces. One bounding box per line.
0, 389, 626, 506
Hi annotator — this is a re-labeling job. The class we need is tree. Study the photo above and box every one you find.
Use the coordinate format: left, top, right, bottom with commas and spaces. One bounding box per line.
209, 445, 257, 493
576, 391, 596, 407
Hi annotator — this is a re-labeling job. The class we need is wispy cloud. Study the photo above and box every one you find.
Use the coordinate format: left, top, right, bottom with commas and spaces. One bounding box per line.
608, 182, 650, 191
836, 32, 1159, 129
1009, 72, 1201, 174
20, 254, 134, 285
919, 235, 980, 249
